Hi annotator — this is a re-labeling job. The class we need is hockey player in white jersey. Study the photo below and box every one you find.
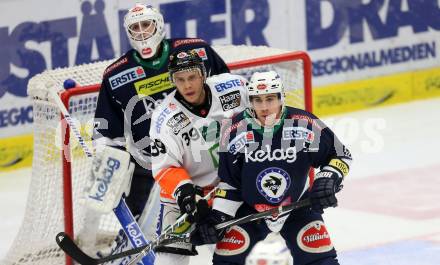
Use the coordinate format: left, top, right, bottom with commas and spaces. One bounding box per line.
149, 49, 248, 265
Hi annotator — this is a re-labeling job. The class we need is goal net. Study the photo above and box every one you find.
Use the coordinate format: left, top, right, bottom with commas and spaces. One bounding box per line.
2, 45, 312, 265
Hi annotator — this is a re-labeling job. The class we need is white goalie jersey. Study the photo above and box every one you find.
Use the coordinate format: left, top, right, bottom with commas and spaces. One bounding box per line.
149, 73, 248, 204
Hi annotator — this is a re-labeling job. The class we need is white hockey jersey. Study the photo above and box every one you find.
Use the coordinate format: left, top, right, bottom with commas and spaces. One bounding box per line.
149, 73, 248, 203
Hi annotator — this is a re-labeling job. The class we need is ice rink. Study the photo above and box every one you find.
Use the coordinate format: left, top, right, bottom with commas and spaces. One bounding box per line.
1, 98, 440, 264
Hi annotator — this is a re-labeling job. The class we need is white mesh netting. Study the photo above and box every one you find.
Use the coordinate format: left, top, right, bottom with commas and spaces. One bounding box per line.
2, 45, 311, 265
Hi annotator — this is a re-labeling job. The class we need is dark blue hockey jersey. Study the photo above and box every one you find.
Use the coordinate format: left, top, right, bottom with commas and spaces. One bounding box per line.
213, 107, 352, 216
93, 38, 229, 168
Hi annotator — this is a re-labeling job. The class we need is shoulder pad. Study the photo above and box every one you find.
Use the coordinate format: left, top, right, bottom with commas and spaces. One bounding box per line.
207, 73, 247, 94
103, 55, 129, 77
152, 95, 181, 135
220, 117, 247, 146
171, 38, 207, 48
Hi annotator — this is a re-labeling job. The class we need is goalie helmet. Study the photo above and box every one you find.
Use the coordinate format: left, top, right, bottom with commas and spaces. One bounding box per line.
124, 4, 165, 59
245, 238, 291, 265
168, 49, 207, 83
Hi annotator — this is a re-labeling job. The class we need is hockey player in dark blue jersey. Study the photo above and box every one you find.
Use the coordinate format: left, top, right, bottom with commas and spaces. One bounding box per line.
92, 3, 229, 219
190, 71, 352, 265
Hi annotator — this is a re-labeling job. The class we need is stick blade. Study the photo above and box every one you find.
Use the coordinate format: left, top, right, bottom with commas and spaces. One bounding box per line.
56, 232, 98, 265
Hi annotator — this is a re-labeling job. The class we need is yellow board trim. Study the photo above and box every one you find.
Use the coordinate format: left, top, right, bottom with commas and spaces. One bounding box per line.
305, 66, 440, 116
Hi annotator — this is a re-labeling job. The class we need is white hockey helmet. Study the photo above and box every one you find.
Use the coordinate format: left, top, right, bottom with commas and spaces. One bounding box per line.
124, 4, 165, 59
246, 71, 285, 115
245, 238, 291, 265
247, 70, 285, 98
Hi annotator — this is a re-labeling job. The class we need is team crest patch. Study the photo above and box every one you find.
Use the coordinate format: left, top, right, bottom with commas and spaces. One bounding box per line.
297, 221, 333, 253
215, 226, 250, 256
256, 167, 291, 203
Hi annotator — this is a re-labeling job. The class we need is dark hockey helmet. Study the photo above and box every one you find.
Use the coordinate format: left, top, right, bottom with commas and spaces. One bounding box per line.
168, 49, 207, 83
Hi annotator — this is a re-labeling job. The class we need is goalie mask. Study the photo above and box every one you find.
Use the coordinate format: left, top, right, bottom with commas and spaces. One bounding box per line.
246, 71, 285, 123
245, 238, 291, 265
168, 49, 207, 84
124, 4, 165, 59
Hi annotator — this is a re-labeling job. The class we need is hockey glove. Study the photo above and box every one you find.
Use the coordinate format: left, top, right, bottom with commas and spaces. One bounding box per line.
190, 209, 232, 246
310, 171, 343, 213
174, 183, 210, 222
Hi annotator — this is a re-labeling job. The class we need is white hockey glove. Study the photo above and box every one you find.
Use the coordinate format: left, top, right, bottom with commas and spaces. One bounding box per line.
85, 146, 135, 213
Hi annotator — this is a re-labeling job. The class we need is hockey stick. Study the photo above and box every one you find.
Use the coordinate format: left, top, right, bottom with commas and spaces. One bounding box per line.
56, 188, 219, 265
49, 88, 155, 264
49, 88, 94, 158
215, 198, 311, 230
126, 198, 312, 265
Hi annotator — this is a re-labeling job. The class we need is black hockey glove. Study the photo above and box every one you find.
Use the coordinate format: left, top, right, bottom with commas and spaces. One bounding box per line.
310, 171, 343, 213
174, 183, 210, 222
190, 209, 232, 246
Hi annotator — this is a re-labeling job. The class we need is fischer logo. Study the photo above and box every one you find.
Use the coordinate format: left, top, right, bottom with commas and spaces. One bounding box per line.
215, 226, 250, 256
126, 221, 145, 247
245, 145, 297, 163
88, 157, 121, 202
297, 221, 333, 253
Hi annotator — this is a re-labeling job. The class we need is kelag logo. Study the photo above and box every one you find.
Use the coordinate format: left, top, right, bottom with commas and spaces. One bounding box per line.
0, 0, 270, 99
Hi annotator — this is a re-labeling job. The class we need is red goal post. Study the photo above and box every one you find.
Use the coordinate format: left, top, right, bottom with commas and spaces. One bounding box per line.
3, 46, 312, 265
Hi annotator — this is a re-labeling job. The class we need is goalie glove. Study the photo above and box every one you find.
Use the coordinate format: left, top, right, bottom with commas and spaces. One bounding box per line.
85, 146, 135, 213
